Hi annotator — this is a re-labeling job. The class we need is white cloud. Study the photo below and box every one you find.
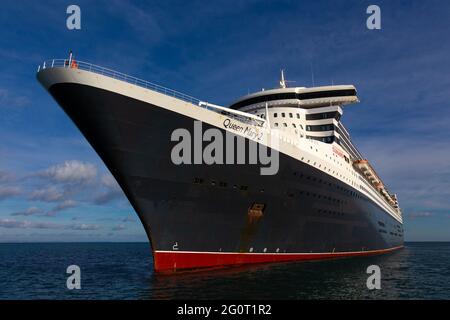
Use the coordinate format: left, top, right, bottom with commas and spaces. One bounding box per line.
29, 187, 64, 202
45, 200, 78, 216
40, 160, 97, 184
356, 134, 450, 216
93, 190, 124, 205
0, 186, 21, 200
68, 223, 101, 231
53, 199, 77, 211
0, 219, 60, 229
0, 218, 100, 231
122, 216, 136, 223
11, 207, 42, 216
112, 224, 126, 231
0, 88, 30, 109
0, 171, 14, 183
101, 174, 120, 189
93, 174, 124, 204
407, 211, 434, 219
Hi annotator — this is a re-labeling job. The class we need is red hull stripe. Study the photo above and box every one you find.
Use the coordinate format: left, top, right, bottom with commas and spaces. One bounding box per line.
153, 246, 404, 272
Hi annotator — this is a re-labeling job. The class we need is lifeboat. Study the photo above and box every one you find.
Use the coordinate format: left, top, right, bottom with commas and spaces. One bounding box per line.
353, 159, 396, 207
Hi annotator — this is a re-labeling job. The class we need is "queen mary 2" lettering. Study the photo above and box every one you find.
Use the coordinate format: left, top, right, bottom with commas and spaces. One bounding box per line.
223, 118, 263, 141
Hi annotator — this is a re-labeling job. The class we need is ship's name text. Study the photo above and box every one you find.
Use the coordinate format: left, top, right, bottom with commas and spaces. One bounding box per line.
223, 118, 263, 141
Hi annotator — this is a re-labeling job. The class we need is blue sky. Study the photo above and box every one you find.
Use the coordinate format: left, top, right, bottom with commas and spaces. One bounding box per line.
0, 0, 449, 242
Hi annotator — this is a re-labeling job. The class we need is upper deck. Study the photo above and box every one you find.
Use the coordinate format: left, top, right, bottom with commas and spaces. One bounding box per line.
228, 85, 359, 110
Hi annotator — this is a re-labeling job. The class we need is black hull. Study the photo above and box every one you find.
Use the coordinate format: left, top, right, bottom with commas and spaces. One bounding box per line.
47, 82, 404, 271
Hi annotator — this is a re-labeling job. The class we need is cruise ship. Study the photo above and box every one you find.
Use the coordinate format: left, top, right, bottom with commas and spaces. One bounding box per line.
37, 58, 404, 273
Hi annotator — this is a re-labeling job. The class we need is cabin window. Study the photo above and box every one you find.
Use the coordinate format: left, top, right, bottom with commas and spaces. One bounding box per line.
306, 112, 339, 120
289, 113, 293, 118
306, 124, 334, 131
283, 123, 287, 127
282, 113, 285, 117
274, 113, 278, 118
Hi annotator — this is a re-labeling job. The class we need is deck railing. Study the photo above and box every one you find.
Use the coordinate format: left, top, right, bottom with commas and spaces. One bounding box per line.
37, 59, 266, 127
37, 59, 201, 105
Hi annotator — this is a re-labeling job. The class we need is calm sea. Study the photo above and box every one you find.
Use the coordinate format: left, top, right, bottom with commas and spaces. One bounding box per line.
0, 242, 448, 300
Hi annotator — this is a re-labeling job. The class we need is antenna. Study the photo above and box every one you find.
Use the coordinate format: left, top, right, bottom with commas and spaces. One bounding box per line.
310, 62, 315, 87
279, 69, 286, 88
279, 69, 296, 88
